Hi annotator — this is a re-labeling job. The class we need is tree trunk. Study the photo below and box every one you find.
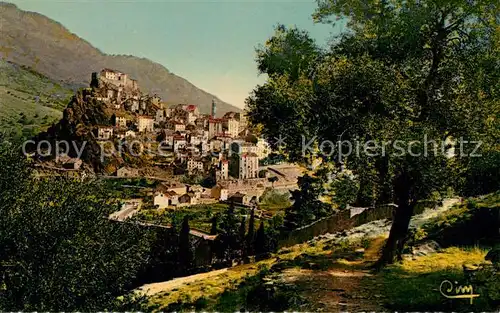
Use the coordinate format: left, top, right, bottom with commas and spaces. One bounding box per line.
376, 156, 393, 204
378, 201, 416, 266
376, 171, 415, 268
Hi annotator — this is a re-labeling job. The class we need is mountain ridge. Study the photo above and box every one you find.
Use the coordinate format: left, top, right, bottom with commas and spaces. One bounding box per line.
0, 2, 241, 115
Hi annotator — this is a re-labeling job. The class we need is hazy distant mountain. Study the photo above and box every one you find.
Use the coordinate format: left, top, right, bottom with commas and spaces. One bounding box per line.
0, 2, 241, 115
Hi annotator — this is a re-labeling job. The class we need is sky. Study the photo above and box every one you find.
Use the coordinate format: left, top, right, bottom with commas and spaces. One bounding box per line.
8, 0, 345, 108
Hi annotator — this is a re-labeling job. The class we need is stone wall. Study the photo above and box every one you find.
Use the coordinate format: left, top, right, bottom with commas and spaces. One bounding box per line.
277, 201, 435, 248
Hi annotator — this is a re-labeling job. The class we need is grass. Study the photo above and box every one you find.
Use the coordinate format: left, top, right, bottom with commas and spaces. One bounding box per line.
146, 235, 495, 312
258, 188, 291, 215
102, 178, 159, 199
373, 192, 499, 311
474, 191, 500, 209
135, 203, 234, 232
148, 259, 275, 311
147, 241, 325, 312
374, 246, 490, 311
0, 59, 73, 139
399, 246, 486, 273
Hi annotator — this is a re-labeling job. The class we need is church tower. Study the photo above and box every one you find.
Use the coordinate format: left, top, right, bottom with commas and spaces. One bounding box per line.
211, 99, 216, 118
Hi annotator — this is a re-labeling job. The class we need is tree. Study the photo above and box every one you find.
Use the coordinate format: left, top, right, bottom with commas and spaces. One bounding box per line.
239, 216, 247, 259
246, 208, 256, 256
0, 143, 151, 311
248, 0, 499, 266
178, 216, 193, 273
256, 24, 321, 81
268, 176, 278, 188
254, 221, 267, 255
210, 215, 218, 235
214, 201, 241, 262
284, 174, 331, 229
330, 172, 359, 210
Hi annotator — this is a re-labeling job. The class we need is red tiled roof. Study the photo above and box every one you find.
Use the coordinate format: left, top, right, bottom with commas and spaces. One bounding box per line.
209, 118, 224, 123
241, 152, 258, 158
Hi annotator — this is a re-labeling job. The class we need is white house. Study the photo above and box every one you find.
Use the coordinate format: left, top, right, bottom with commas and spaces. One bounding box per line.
138, 116, 154, 133
115, 116, 127, 127
96, 126, 113, 140
154, 189, 179, 208
211, 185, 229, 201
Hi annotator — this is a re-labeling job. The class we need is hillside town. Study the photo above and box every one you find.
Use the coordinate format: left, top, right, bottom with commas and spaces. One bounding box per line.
49, 68, 302, 210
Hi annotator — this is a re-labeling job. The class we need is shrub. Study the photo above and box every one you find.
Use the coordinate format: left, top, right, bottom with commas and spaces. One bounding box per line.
472, 264, 500, 307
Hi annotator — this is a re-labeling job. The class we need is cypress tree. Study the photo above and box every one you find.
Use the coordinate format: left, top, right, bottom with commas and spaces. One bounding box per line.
254, 221, 266, 255
210, 215, 218, 235
246, 208, 255, 255
215, 201, 240, 262
239, 216, 246, 258
178, 216, 193, 273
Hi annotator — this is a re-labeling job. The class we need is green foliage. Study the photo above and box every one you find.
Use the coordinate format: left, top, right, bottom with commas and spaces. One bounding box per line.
214, 203, 243, 262
256, 24, 320, 81
248, 0, 499, 264
134, 202, 232, 232
210, 215, 218, 235
239, 216, 247, 257
103, 177, 158, 199
360, 235, 372, 250
284, 174, 331, 229
0, 144, 151, 311
178, 216, 194, 273
459, 150, 500, 197
420, 192, 500, 246
473, 264, 500, 305
180, 173, 205, 185
0, 60, 72, 141
254, 221, 267, 255
258, 188, 291, 212
338, 238, 351, 253
330, 173, 359, 210
246, 209, 256, 256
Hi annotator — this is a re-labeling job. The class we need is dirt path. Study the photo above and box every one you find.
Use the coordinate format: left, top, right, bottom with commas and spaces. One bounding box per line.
288, 200, 461, 312
278, 199, 460, 311
279, 237, 388, 311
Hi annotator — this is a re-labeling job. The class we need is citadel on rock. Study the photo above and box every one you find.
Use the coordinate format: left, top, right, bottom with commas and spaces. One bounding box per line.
34, 68, 300, 210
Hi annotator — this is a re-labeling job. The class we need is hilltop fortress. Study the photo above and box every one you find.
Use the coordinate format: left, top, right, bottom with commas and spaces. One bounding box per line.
30, 68, 300, 208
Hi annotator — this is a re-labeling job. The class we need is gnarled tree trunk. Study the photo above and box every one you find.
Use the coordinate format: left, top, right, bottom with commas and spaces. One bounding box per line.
377, 170, 416, 267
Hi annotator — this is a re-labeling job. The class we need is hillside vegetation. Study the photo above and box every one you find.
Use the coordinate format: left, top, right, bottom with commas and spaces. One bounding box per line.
144, 193, 500, 312
0, 59, 72, 139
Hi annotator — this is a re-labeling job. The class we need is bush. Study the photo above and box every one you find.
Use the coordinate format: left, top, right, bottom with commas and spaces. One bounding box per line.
421, 193, 500, 247
472, 264, 500, 307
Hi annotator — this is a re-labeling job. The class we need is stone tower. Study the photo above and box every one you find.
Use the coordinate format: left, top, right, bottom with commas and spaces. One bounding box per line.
211, 99, 216, 118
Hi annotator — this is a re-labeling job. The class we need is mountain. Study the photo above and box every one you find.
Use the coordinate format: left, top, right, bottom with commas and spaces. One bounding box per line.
0, 58, 73, 139
0, 2, 241, 115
